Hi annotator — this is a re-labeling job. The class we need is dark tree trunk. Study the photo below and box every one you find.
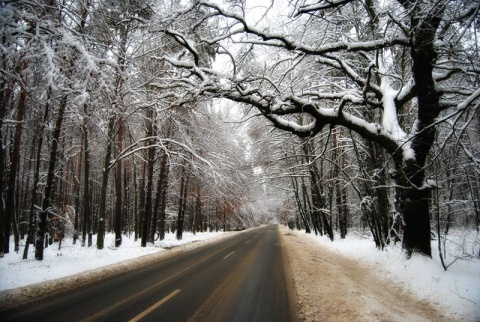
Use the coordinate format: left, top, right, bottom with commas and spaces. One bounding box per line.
158, 153, 170, 241
134, 166, 138, 241
195, 193, 202, 233
145, 118, 156, 244
73, 133, 83, 245
140, 161, 149, 247
97, 218, 105, 249
302, 139, 323, 236
23, 90, 51, 259
142, 113, 155, 246
290, 174, 311, 234
310, 155, 334, 241
114, 120, 123, 248
0, 82, 13, 257
35, 95, 68, 260
176, 166, 189, 240
335, 181, 346, 239
144, 151, 155, 244
152, 152, 169, 241
82, 107, 91, 247
138, 164, 146, 241
5, 77, 27, 254
396, 2, 444, 258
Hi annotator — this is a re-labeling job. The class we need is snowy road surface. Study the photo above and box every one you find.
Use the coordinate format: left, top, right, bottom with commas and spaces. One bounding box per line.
2, 225, 296, 322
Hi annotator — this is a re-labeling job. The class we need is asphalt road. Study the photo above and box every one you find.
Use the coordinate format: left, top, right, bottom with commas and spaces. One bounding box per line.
3, 225, 296, 322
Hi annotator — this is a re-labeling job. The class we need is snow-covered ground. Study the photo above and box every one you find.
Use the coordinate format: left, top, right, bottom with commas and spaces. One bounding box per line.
294, 228, 480, 321
0, 231, 237, 292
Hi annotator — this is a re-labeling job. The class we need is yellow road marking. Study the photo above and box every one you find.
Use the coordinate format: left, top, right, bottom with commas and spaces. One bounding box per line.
128, 289, 181, 322
223, 251, 235, 259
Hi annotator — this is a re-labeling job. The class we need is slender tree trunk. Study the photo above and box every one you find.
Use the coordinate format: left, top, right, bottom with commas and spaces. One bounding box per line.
5, 74, 28, 253
134, 166, 138, 241
333, 130, 347, 239
286, 150, 312, 233
123, 164, 129, 237
290, 174, 311, 233
145, 115, 156, 244
4, 63, 27, 253
114, 120, 123, 247
96, 116, 115, 249
138, 163, 146, 240
35, 95, 68, 260
140, 162, 148, 246
152, 152, 169, 241
82, 106, 91, 247
158, 153, 170, 241
73, 131, 83, 245
23, 90, 51, 259
304, 138, 333, 240
20, 134, 36, 241
176, 165, 189, 240
0, 52, 12, 257
144, 152, 155, 244
195, 191, 202, 233
302, 140, 320, 235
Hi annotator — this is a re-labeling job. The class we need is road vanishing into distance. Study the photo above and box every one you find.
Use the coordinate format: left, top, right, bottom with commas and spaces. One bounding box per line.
3, 225, 296, 322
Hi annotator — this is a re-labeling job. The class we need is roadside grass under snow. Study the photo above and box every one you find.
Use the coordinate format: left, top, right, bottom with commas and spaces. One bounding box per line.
0, 230, 233, 292
297, 227, 480, 321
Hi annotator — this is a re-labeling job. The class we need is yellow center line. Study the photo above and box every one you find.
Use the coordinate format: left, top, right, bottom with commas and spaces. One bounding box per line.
80, 246, 229, 322
128, 289, 181, 322
223, 251, 235, 259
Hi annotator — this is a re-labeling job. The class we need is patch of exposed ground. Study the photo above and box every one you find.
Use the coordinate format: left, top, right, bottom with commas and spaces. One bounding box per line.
280, 227, 451, 322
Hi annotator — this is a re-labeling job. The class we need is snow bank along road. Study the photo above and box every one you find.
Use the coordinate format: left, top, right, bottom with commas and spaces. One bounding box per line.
281, 227, 452, 322
2, 225, 297, 322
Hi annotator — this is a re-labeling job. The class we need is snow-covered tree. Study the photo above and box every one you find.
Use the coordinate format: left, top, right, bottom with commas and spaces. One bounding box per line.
158, 0, 480, 257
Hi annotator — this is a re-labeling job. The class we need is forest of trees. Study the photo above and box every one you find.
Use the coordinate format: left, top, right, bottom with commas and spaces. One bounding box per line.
0, 0, 479, 261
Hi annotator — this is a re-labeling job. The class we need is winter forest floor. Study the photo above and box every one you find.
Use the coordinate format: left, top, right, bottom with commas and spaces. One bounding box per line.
1, 226, 479, 321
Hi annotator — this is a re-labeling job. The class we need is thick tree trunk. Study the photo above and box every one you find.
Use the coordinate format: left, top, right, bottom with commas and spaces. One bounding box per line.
401, 184, 432, 258
397, 2, 444, 258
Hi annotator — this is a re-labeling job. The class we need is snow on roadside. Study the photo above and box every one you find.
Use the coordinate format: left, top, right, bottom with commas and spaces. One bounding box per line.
0, 230, 236, 292
296, 228, 480, 321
